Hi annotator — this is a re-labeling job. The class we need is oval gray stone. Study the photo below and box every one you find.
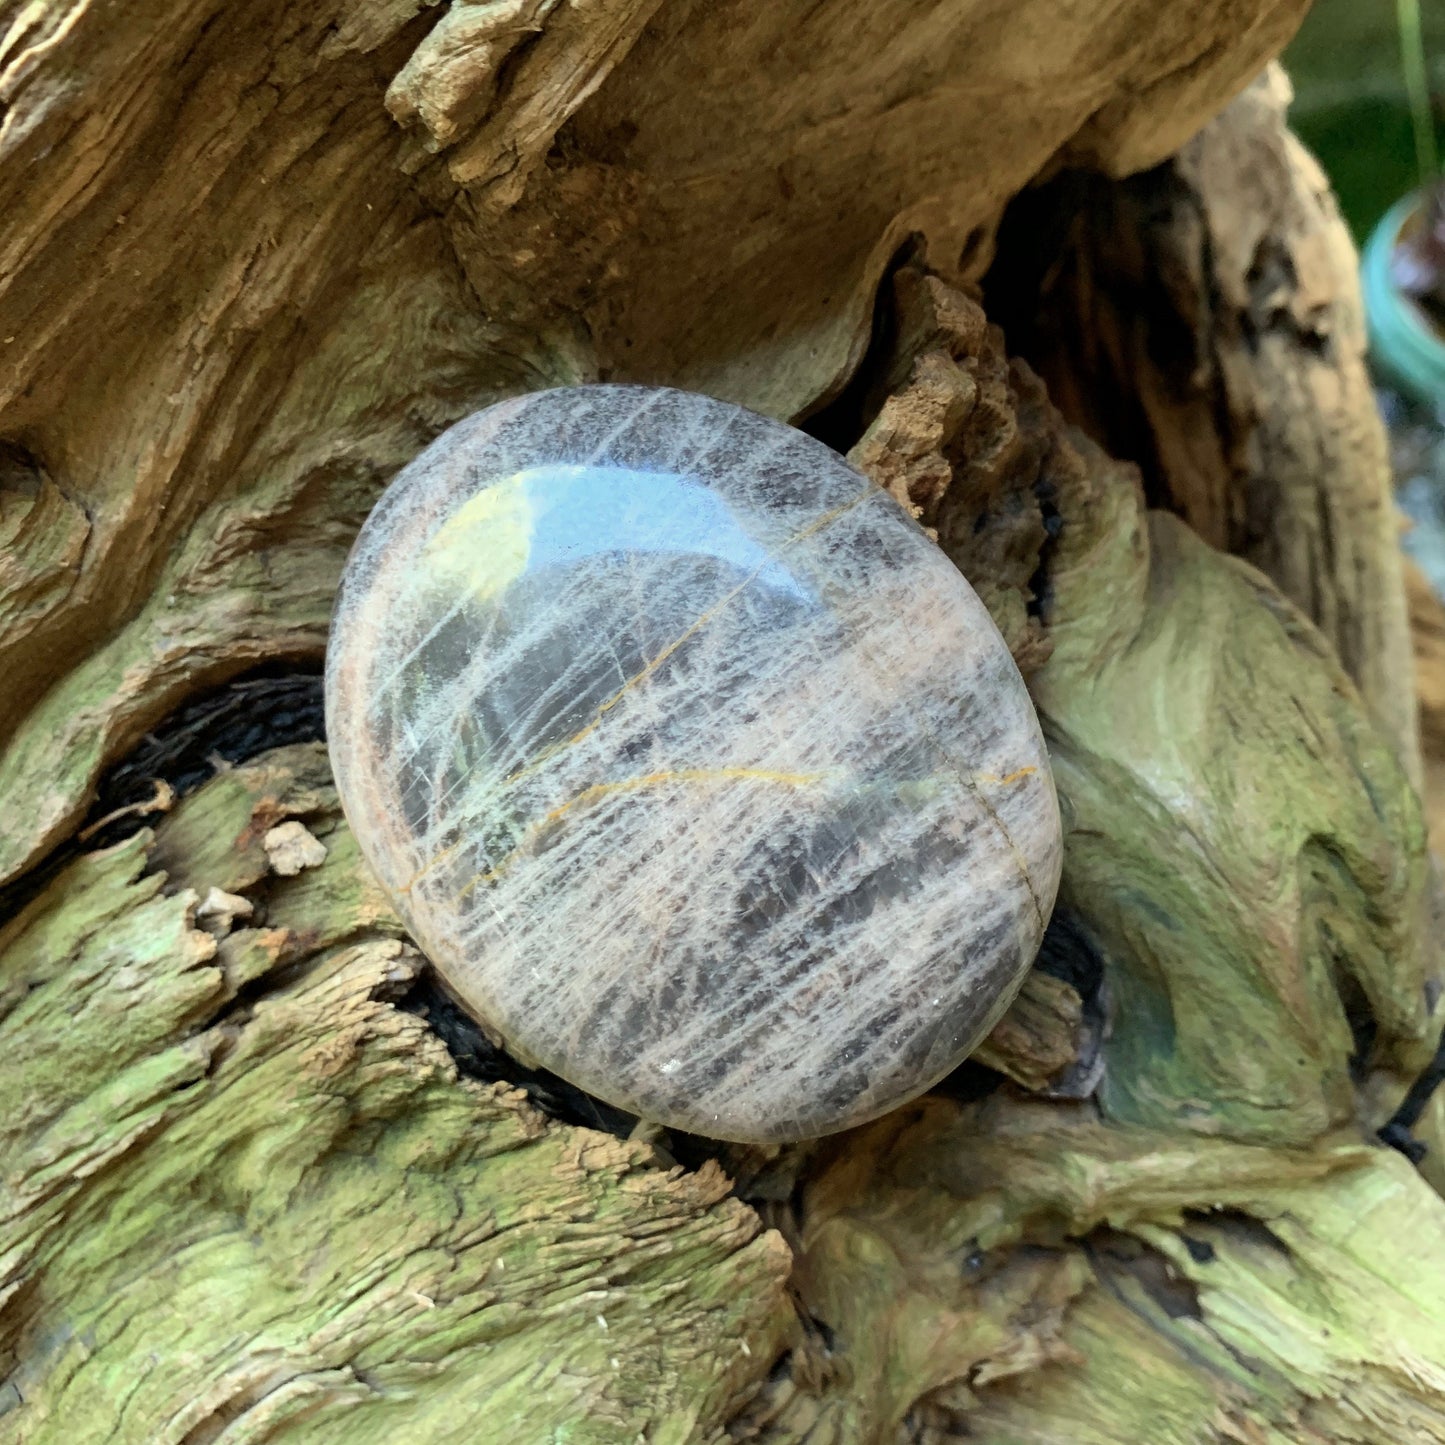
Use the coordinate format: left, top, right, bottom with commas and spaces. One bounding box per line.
326, 385, 1063, 1142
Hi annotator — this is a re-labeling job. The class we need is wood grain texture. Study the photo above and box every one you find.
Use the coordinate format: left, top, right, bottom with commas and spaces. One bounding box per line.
0, 745, 795, 1442
990, 65, 1419, 780
847, 270, 1438, 1147
7, 0, 1442, 1434
3, 291, 1440, 1437
5, 733, 1442, 1443
0, 0, 1309, 889
773, 1099, 1445, 1444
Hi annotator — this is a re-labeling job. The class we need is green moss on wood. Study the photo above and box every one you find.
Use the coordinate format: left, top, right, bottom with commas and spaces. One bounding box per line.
0, 747, 792, 1442
1033, 446, 1439, 1144
784, 1099, 1445, 1443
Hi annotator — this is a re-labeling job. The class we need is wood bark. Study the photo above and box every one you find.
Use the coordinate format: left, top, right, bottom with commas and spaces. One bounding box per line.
4, 1, 1445, 1442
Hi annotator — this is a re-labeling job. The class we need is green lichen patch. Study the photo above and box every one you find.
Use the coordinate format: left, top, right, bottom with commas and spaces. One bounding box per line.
780, 1096, 1445, 1443
0, 748, 793, 1443
1033, 443, 1439, 1144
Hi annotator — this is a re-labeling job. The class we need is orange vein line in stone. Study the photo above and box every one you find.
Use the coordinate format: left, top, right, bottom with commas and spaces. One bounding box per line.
402, 491, 874, 898
961, 770, 1045, 931
457, 767, 828, 900
398, 835, 470, 896
977, 766, 1037, 786
502, 486, 875, 787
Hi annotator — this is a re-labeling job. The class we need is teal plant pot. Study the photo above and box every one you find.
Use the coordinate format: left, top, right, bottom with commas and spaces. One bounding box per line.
1363, 192, 1445, 411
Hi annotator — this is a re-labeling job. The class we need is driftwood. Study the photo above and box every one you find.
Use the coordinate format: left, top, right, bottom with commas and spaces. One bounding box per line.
5, 0, 1445, 1440
0, 0, 1312, 886
989, 67, 1419, 777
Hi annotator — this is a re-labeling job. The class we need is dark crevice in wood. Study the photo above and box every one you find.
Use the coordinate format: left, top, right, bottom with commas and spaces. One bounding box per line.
1026, 461, 1064, 623
931, 1057, 1007, 1103
400, 966, 645, 1141
799, 232, 927, 454
89, 667, 327, 841
982, 163, 1190, 518
0, 665, 325, 926
0, 439, 46, 497
1030, 904, 1109, 1099
1380, 1025, 1445, 1165
401, 966, 747, 1168
1087, 1227, 1203, 1321
1034, 906, 1106, 1013
1180, 1206, 1294, 1259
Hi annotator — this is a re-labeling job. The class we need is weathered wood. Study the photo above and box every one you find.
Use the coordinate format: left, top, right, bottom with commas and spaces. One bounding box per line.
787, 1103, 1445, 1443
990, 66, 1420, 779
6, 268, 1443, 1439
850, 273, 1437, 1146
0, 745, 794, 1440
0, 0, 1310, 888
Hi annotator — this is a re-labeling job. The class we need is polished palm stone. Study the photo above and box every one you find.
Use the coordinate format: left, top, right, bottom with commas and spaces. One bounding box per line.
326, 385, 1063, 1142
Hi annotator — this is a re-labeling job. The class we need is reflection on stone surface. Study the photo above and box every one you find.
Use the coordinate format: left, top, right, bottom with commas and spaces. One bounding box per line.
326, 385, 1063, 1142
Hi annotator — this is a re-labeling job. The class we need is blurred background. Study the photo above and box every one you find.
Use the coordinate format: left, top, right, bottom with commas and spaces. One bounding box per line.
1286, 0, 1445, 592
1289, 0, 1445, 243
